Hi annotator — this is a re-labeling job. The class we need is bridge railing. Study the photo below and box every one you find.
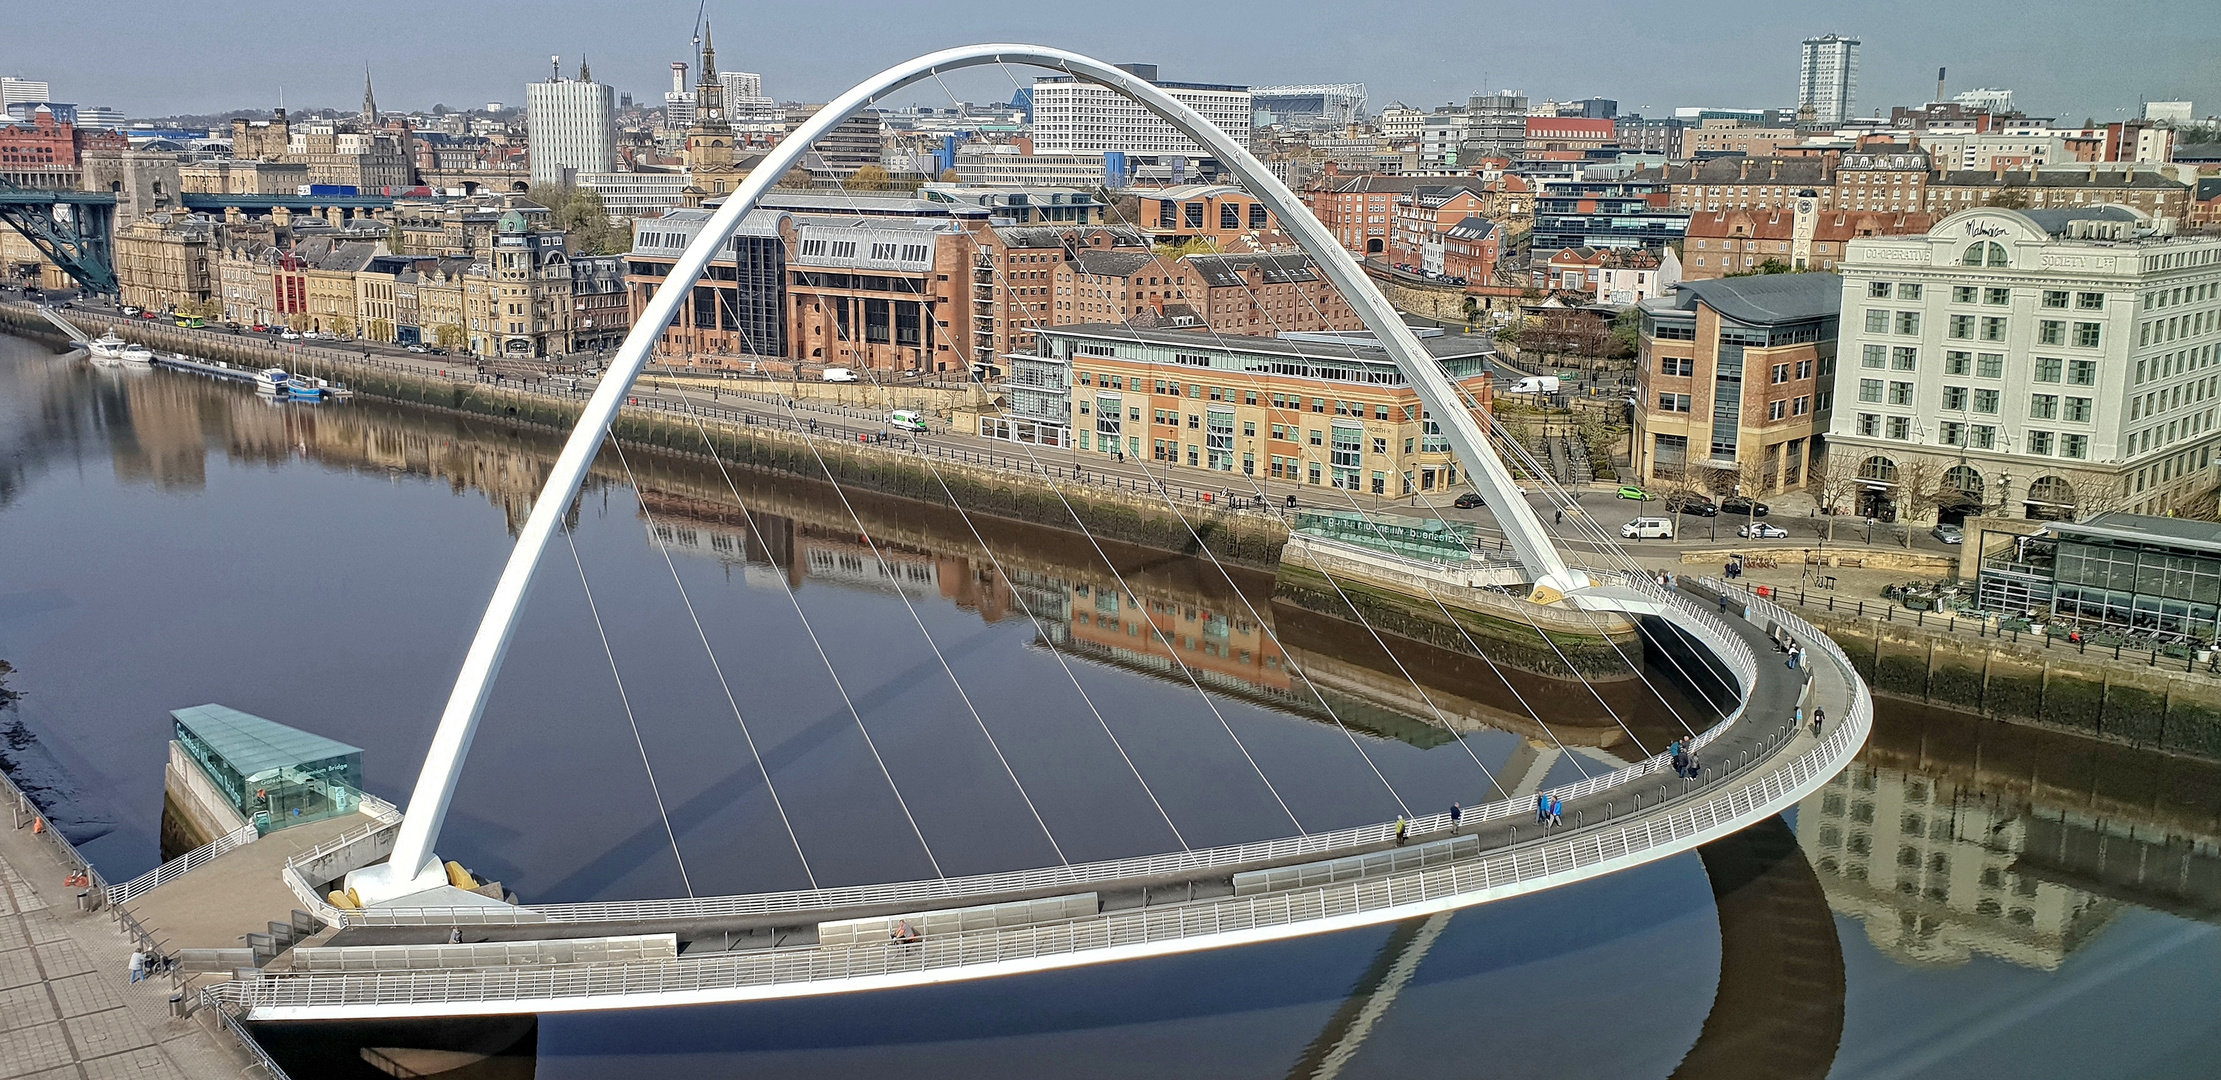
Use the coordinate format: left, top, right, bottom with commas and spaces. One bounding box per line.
103, 823, 257, 907
291, 585, 1762, 929
215, 634, 1868, 1015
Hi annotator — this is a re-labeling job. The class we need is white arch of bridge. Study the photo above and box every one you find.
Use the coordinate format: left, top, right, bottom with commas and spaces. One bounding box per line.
348, 44, 1584, 904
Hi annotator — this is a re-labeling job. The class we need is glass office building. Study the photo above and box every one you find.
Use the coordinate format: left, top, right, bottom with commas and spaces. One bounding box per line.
170, 704, 364, 834
1978, 512, 2221, 642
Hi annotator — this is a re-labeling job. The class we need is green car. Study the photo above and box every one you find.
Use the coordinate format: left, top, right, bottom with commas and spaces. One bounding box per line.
1617, 486, 1652, 501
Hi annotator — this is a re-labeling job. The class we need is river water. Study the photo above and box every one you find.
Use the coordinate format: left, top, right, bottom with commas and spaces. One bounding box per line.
3, 332, 2218, 1078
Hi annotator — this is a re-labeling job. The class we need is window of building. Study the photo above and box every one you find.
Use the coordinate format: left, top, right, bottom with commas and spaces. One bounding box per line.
1985, 287, 2012, 306
1943, 386, 1968, 410
2077, 292, 2106, 311
1888, 381, 1914, 406
1769, 400, 1787, 420
1977, 353, 2005, 378
1860, 345, 1886, 368
1980, 316, 2008, 342
2027, 430, 2054, 455
1898, 311, 1922, 335
1949, 314, 1975, 339
1887, 416, 1911, 439
2067, 358, 2097, 386
1772, 363, 1791, 384
1797, 359, 1814, 379
1867, 281, 1892, 299
1939, 421, 1965, 445
2041, 290, 2069, 308
2038, 319, 2065, 345
1793, 395, 1811, 415
1897, 283, 1922, 300
1220, 203, 1240, 229
1945, 350, 1972, 375
2074, 322, 2102, 348
1857, 413, 1880, 436
1971, 425, 1996, 449
2062, 433, 2088, 459
1890, 347, 1916, 370
2029, 394, 2059, 419
1974, 388, 2000, 413
2034, 357, 2063, 382
2065, 397, 2092, 422
1661, 392, 1693, 412
1866, 310, 1889, 334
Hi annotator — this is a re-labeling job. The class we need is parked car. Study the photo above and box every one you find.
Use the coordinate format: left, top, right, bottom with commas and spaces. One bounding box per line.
1932, 524, 1965, 545
1622, 516, 1674, 539
1738, 522, 1789, 539
1617, 485, 1653, 501
119, 305, 142, 316
1670, 496, 1718, 517
279, 329, 301, 340
406, 343, 429, 353
1452, 491, 1484, 509
1719, 496, 1770, 517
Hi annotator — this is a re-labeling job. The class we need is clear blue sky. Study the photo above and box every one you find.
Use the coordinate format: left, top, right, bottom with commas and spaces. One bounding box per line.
7, 0, 2215, 122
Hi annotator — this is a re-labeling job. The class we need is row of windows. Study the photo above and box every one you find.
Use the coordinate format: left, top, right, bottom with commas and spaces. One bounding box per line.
1857, 412, 2093, 458
1869, 280, 2109, 311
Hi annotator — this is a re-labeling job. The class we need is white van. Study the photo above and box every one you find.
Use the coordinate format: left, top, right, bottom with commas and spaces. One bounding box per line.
1510, 375, 1561, 395
821, 367, 859, 383
1621, 516, 1674, 540
887, 409, 928, 433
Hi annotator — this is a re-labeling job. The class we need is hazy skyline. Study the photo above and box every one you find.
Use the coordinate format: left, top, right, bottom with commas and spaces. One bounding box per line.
7, 0, 2217, 123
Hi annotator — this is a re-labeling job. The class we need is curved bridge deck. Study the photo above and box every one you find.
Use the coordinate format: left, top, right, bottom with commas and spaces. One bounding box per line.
218, 579, 1869, 1020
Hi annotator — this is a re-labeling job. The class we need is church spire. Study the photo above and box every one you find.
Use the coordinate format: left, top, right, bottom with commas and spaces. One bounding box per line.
578, 54, 591, 83
362, 65, 377, 125
700, 20, 717, 77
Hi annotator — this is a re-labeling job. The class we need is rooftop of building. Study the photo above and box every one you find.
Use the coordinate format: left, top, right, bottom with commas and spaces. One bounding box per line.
1183, 252, 1320, 286
1037, 321, 1491, 363
171, 703, 361, 777
1647, 271, 1843, 325
2053, 512, 2221, 554
1143, 183, 1249, 201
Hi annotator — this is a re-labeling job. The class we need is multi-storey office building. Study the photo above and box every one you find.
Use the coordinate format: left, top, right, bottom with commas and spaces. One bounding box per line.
1013, 324, 1495, 496
1798, 34, 1860, 126
1827, 206, 2221, 523
1634, 273, 1841, 492
525, 69, 617, 184
1029, 67, 1251, 160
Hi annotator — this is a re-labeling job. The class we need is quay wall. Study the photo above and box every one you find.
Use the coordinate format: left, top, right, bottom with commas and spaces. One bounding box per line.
1784, 598, 2221, 762
0, 305, 1287, 567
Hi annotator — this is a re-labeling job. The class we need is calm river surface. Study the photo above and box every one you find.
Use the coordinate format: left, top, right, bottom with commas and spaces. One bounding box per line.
4, 331, 2219, 1078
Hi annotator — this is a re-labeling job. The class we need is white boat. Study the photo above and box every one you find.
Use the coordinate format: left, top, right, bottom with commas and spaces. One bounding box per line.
120, 343, 155, 367
86, 331, 129, 365
254, 368, 290, 395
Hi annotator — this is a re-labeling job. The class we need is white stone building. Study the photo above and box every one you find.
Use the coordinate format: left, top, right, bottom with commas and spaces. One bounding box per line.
1827, 205, 2221, 523
1029, 71, 1250, 158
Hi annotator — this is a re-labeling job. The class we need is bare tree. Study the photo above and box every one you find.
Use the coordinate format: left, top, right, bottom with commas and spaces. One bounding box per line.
1894, 457, 1949, 547
2073, 472, 2131, 520
1805, 454, 1856, 543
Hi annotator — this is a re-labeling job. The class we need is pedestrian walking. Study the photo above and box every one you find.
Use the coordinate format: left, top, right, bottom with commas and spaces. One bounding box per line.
1555, 508, 1564, 524
1394, 817, 1409, 846
1449, 802, 1463, 828
1812, 706, 1826, 736
1719, 592, 1730, 613
129, 950, 146, 984
1794, 706, 1804, 727
1549, 796, 1563, 827
1536, 795, 1548, 825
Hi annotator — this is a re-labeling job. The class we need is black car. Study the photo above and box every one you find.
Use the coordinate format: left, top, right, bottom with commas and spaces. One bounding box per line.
1452, 491, 1484, 509
1719, 497, 1770, 517
1670, 497, 1718, 517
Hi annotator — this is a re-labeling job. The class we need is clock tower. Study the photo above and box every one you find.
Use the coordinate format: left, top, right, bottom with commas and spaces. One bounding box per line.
684, 22, 748, 193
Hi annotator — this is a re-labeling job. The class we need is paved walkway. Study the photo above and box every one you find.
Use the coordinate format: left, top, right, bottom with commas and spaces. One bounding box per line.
0, 813, 254, 1080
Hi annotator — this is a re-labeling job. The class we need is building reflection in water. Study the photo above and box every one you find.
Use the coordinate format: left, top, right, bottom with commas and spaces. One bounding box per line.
1799, 702, 2221, 970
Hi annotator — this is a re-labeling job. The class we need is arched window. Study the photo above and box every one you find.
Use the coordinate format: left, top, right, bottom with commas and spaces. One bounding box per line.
2026, 475, 2077, 520
1858, 456, 1898, 484
1961, 241, 2008, 268
1942, 465, 1985, 503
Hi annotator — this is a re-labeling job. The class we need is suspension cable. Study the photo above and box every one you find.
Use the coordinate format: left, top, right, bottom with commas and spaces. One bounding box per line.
560, 520, 695, 896
597, 427, 820, 887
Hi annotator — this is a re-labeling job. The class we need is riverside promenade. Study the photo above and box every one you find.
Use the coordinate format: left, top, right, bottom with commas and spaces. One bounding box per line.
0, 788, 261, 1080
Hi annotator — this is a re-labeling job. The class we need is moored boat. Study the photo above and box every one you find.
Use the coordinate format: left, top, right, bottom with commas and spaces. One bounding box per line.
254, 368, 290, 395
120, 343, 155, 367
86, 331, 129, 365
286, 375, 324, 401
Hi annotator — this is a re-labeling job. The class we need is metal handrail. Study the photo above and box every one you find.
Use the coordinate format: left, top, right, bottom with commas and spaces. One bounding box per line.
218, 643, 1868, 1013
199, 987, 295, 1078
295, 587, 1762, 928
104, 823, 258, 906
